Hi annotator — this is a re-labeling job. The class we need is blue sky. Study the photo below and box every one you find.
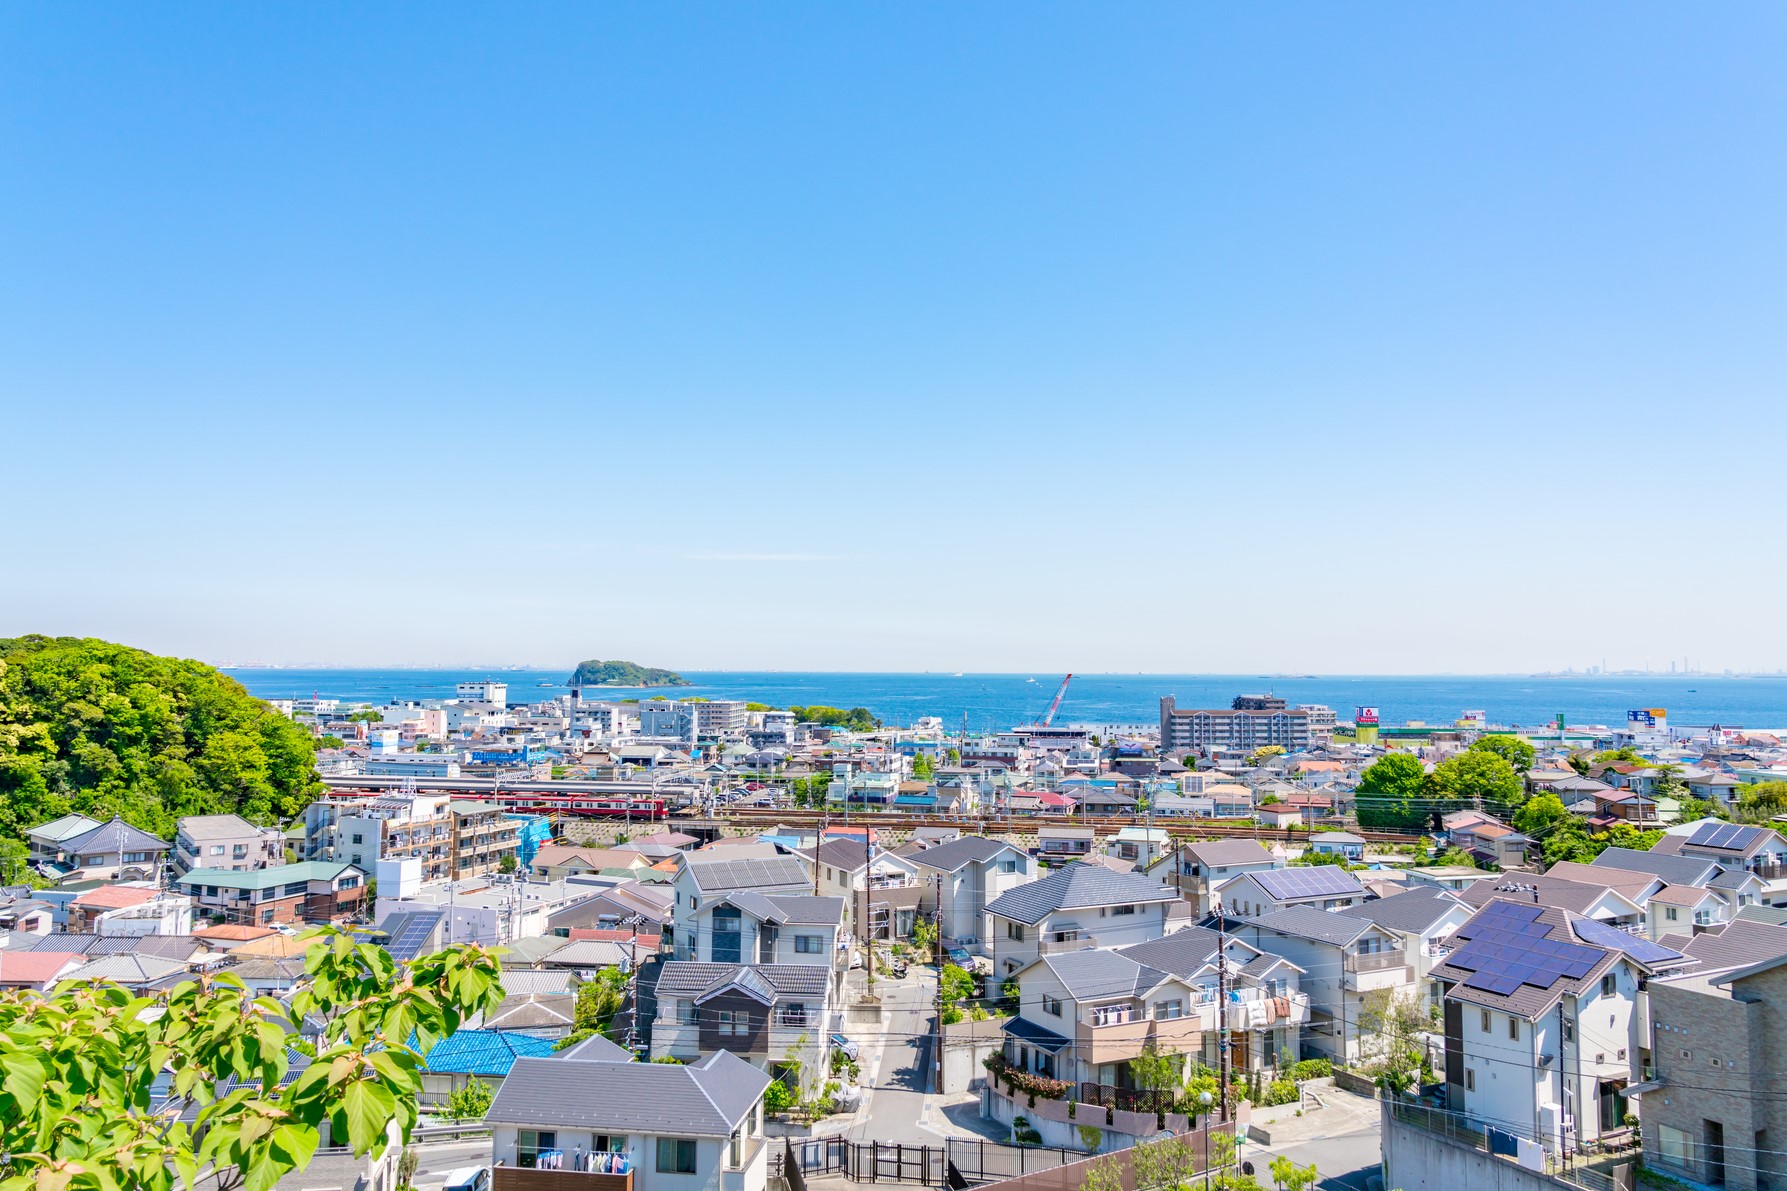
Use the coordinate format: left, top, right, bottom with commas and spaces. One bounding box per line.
4, 5, 1786, 673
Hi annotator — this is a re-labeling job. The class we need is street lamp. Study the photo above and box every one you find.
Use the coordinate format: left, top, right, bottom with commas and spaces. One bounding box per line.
1199, 1091, 1213, 1190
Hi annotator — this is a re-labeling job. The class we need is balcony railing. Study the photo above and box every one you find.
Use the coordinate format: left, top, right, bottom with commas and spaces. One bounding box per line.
773, 1010, 821, 1028
1345, 949, 1409, 974
1039, 937, 1093, 955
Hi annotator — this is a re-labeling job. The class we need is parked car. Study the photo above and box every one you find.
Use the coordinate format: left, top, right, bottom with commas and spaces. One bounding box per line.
441, 1169, 489, 1191
946, 947, 973, 968
830, 1033, 861, 1063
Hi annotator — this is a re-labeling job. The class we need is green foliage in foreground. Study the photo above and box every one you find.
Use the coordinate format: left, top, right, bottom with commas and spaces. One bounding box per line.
0, 931, 504, 1191
0, 636, 324, 844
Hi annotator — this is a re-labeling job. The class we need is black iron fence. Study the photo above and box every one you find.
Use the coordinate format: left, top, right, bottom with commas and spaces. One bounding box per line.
774, 1136, 1083, 1186
1075, 1084, 1176, 1116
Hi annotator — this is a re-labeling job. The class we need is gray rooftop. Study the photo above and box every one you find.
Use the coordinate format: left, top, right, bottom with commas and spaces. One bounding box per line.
1114, 927, 1233, 976
684, 855, 813, 894
1181, 839, 1277, 868
1343, 888, 1468, 935
655, 961, 832, 1001
907, 836, 1022, 873
1250, 866, 1365, 902
1662, 919, 1787, 976
1591, 847, 1723, 888
1249, 905, 1375, 947
488, 1050, 771, 1135
1035, 948, 1171, 1002
62, 817, 170, 856
985, 864, 1178, 925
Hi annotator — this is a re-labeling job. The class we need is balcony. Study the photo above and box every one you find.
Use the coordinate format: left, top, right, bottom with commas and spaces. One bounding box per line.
1039, 936, 1094, 955
1077, 1011, 1204, 1065
494, 1167, 631, 1191
1343, 949, 1411, 991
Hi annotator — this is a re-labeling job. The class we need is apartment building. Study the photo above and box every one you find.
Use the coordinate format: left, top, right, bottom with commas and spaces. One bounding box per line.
172, 814, 284, 876
306, 793, 459, 883
449, 800, 520, 880
176, 861, 366, 925
1158, 695, 1312, 752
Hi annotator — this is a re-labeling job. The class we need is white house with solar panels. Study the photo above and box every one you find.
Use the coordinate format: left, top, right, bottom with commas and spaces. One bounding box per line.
1429, 898, 1694, 1154
1218, 865, 1365, 920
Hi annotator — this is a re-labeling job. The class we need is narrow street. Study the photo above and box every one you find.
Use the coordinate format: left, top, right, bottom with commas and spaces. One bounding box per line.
846, 966, 939, 1143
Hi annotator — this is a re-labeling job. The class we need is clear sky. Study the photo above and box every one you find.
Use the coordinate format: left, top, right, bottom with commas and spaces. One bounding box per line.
5, 5, 1786, 674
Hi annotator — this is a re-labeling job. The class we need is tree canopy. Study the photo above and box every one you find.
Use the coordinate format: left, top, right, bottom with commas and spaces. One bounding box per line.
1354, 753, 1428, 830
1468, 734, 1535, 773
0, 636, 324, 845
789, 705, 877, 732
1427, 748, 1523, 813
568, 659, 689, 687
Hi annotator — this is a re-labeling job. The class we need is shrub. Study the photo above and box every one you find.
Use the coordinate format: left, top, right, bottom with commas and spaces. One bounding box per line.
1262, 1080, 1300, 1107
764, 1081, 794, 1112
1290, 1058, 1332, 1082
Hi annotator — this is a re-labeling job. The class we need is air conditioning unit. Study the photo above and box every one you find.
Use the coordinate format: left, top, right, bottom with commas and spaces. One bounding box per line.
1596, 1053, 1606, 1064
1618, 1048, 1628, 1061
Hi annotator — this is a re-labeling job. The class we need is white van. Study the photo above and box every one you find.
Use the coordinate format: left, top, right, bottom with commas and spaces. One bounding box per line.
440, 1167, 489, 1191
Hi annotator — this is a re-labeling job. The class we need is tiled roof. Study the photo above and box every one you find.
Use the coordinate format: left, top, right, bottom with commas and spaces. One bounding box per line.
1249, 905, 1374, 947
1590, 848, 1723, 888
28, 814, 102, 843
422, 1029, 558, 1076
176, 814, 263, 841
555, 1033, 632, 1062
1114, 927, 1231, 976
1181, 840, 1276, 868
73, 885, 163, 910
1665, 920, 1787, 975
654, 961, 831, 1001
0, 951, 86, 984
63, 817, 170, 856
500, 969, 573, 997
487, 1050, 770, 1136
1343, 888, 1468, 934
487, 994, 576, 1030
907, 836, 1021, 873
985, 865, 1177, 925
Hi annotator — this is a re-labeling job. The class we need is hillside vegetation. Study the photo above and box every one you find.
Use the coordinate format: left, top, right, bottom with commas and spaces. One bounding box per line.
0, 636, 323, 842
569, 658, 689, 686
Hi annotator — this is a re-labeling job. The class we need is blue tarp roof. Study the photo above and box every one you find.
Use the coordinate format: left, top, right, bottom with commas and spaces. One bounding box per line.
420, 1029, 557, 1075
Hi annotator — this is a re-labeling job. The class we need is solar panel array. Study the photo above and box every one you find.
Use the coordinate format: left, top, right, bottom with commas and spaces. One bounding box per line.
382, 910, 444, 963
1571, 915, 1685, 966
1443, 901, 1603, 997
1687, 822, 1762, 851
1255, 866, 1360, 900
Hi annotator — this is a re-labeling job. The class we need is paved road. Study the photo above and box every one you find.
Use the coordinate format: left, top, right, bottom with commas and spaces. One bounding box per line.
845, 968, 941, 1144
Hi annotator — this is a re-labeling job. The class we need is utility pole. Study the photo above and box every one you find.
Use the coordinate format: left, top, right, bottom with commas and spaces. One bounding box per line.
863, 827, 877, 1000
1217, 899, 1230, 1123
932, 874, 945, 1093
623, 912, 644, 1057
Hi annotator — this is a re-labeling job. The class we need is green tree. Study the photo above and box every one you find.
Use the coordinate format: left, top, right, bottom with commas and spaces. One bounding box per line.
1652, 763, 1686, 803
318, 735, 345, 750
1468, 735, 1535, 773
0, 636, 324, 843
1131, 1133, 1196, 1191
1078, 1153, 1123, 1191
443, 1077, 493, 1121
1737, 781, 1787, 824
573, 967, 630, 1039
1355, 753, 1428, 831
1358, 989, 1428, 1093
1268, 1156, 1318, 1191
1427, 749, 1522, 814
1512, 792, 1569, 837
1127, 1042, 1182, 1101
0, 930, 502, 1191
348, 709, 383, 723
498, 853, 518, 873
940, 963, 975, 1025
912, 753, 935, 780
1432, 847, 1479, 870
1675, 795, 1727, 822
0, 837, 32, 885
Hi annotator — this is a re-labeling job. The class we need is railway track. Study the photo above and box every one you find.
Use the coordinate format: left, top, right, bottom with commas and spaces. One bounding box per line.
685, 806, 1425, 845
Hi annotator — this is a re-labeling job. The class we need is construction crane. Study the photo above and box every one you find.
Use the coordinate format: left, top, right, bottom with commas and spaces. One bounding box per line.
1036, 673, 1074, 727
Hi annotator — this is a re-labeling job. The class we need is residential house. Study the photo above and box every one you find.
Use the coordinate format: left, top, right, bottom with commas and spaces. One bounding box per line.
907, 837, 1033, 954
67, 884, 194, 936
650, 961, 836, 1094
55, 952, 190, 993
172, 814, 284, 875
794, 839, 921, 944
1003, 928, 1309, 1088
673, 855, 828, 961
1256, 805, 1305, 830
1431, 898, 1692, 1151
419, 1029, 558, 1106
1308, 832, 1366, 862
486, 1049, 772, 1191
1037, 827, 1095, 864
1681, 773, 1742, 812
0, 950, 87, 991
1588, 789, 1660, 829
177, 861, 366, 926
24, 814, 102, 873
1444, 812, 1530, 868
1106, 828, 1172, 869
1644, 885, 1729, 938
52, 817, 170, 882
1654, 821, 1787, 887
1079, 789, 1139, 818
1219, 865, 1365, 919
1146, 839, 1280, 917
485, 994, 578, 1041
548, 883, 675, 937
986, 865, 1183, 988
1634, 926, 1787, 1191
532, 845, 655, 882
1460, 872, 1649, 934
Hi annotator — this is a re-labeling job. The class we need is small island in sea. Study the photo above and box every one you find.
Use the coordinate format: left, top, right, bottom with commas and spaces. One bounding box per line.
569, 658, 691, 687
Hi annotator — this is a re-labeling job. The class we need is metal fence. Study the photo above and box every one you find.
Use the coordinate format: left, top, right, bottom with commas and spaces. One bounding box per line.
775, 1136, 1083, 1186
1075, 1084, 1176, 1116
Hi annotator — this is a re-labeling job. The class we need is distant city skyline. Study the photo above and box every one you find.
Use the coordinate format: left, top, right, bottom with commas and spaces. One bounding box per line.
6, 6, 1787, 671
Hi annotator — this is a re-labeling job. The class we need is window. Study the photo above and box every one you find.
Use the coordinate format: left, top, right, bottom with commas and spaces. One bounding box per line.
1464, 1069, 1476, 1092
351, 834, 363, 845
1658, 1125, 1696, 1166
1007, 922, 1026, 942
1041, 995, 1062, 1017
1508, 1017, 1519, 1041
795, 934, 823, 954
1091, 1004, 1132, 1027
656, 1138, 697, 1174
1154, 999, 1183, 1020
1481, 1010, 1492, 1033
261, 909, 275, 923
729, 1126, 744, 1169
284, 882, 308, 896
1602, 974, 1616, 996
210, 845, 225, 855
1665, 907, 1678, 922
518, 1130, 558, 1168
718, 1010, 750, 1036
1111, 905, 1136, 917
593, 1135, 627, 1154
1000, 859, 1018, 874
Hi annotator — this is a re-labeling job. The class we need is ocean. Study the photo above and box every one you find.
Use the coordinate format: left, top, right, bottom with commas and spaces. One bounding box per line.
219, 669, 1787, 732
